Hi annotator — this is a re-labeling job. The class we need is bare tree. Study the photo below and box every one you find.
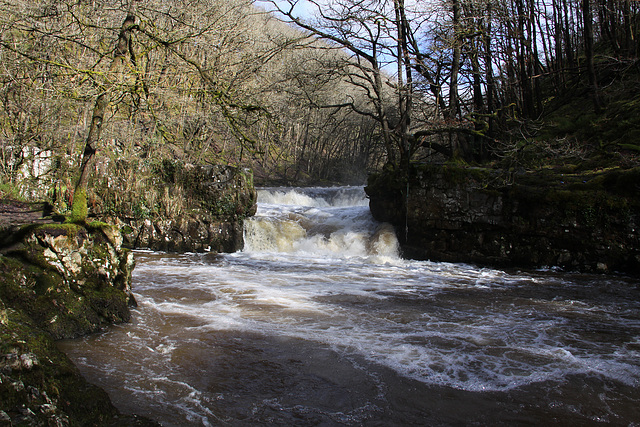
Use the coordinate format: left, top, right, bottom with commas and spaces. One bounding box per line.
260, 0, 435, 167
1, 0, 285, 215
71, 12, 137, 221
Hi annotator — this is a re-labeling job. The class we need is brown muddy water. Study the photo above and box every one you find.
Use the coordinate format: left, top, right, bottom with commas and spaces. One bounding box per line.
58, 187, 640, 426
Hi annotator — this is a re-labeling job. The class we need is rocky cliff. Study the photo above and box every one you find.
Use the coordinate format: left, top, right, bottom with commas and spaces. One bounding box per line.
93, 162, 257, 253
366, 164, 640, 274
8, 154, 258, 254
0, 217, 156, 425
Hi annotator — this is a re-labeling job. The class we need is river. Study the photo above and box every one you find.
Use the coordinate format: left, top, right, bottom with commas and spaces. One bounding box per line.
58, 186, 640, 425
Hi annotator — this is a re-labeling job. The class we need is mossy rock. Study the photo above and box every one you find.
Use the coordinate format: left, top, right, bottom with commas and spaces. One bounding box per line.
366, 163, 640, 273
0, 297, 156, 426
0, 221, 156, 425
0, 222, 135, 339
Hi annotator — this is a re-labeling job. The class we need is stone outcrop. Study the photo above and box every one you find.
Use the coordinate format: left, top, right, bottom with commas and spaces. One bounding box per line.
93, 162, 257, 253
0, 161, 258, 425
366, 164, 640, 274
5, 156, 258, 254
116, 218, 243, 253
0, 221, 157, 425
0, 222, 137, 339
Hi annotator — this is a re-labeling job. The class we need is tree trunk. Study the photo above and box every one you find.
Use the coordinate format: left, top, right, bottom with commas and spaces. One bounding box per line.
562, 0, 575, 70
623, 0, 633, 56
553, 0, 565, 88
483, 3, 495, 135
583, 0, 603, 113
449, 0, 462, 121
70, 14, 136, 222
394, 0, 413, 166
516, 0, 535, 117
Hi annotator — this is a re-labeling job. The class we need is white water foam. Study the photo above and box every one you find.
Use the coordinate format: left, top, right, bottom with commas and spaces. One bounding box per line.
131, 246, 640, 394
58, 187, 640, 425
244, 187, 400, 260
258, 186, 369, 207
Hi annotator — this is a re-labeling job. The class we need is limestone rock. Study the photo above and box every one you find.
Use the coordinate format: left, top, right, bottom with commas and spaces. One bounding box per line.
94, 163, 257, 253
0, 224, 157, 426
1, 223, 136, 339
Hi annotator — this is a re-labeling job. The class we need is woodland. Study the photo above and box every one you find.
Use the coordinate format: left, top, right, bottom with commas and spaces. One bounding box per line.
0, 0, 639, 220
1, 2, 639, 424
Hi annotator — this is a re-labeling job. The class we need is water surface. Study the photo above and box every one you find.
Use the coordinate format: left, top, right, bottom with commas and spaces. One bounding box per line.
59, 187, 640, 425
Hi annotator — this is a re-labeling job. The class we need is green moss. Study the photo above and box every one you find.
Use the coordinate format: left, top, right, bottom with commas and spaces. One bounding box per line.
441, 164, 495, 184
242, 168, 254, 189
35, 222, 83, 236
533, 66, 640, 161
206, 194, 236, 218
0, 181, 23, 200
68, 187, 88, 223
121, 224, 135, 234
0, 299, 124, 425
87, 220, 110, 229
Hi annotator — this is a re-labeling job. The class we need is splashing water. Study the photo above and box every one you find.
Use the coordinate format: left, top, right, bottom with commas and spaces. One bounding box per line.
244, 187, 399, 259
58, 187, 640, 426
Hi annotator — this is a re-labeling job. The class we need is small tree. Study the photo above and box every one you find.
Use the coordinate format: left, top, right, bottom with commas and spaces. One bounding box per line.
70, 13, 137, 222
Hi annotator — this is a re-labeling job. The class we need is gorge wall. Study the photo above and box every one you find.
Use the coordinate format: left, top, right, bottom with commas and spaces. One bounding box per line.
92, 162, 257, 253
366, 164, 640, 274
8, 152, 257, 254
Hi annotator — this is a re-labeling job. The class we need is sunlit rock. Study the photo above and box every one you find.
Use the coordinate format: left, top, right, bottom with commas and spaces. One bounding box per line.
1, 223, 136, 339
95, 163, 257, 253
0, 222, 157, 425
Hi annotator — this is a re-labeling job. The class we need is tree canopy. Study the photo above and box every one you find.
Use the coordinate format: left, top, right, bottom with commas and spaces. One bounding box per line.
1, 0, 639, 215
264, 0, 640, 165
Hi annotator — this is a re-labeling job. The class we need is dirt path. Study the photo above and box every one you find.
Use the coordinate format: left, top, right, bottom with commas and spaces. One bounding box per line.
0, 199, 54, 228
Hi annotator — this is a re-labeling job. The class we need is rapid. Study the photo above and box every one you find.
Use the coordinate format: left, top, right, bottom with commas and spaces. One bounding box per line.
58, 186, 640, 425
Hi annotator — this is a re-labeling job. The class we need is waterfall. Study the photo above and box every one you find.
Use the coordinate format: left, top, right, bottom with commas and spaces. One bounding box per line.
243, 187, 400, 260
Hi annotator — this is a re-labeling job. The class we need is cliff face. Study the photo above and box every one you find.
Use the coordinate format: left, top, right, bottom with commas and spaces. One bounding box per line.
8, 155, 258, 254
94, 162, 257, 253
366, 164, 640, 274
0, 223, 136, 339
0, 221, 156, 425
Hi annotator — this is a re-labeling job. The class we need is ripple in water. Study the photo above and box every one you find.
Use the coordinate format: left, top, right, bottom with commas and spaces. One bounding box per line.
58, 187, 640, 425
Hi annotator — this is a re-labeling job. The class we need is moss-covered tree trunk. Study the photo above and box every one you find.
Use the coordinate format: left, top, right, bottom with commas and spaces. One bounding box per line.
71, 14, 136, 222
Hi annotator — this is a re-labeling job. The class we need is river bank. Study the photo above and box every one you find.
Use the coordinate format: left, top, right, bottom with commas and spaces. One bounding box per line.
0, 163, 257, 425
0, 207, 157, 425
